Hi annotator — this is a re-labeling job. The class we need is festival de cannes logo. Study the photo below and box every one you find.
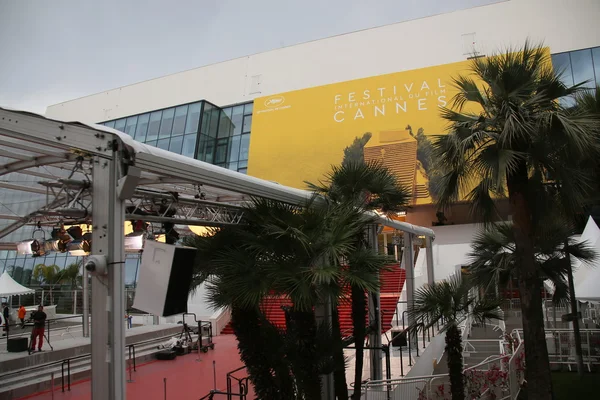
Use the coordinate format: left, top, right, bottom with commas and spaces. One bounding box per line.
264, 95, 285, 108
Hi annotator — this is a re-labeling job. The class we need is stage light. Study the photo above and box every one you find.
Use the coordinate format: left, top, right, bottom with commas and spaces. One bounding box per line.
124, 233, 144, 252
17, 240, 35, 255
68, 240, 91, 256
67, 226, 83, 240
43, 239, 68, 253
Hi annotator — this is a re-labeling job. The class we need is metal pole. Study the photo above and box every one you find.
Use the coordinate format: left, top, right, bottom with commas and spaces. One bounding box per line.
425, 236, 435, 285
367, 224, 382, 381
403, 233, 416, 345
73, 290, 77, 315
91, 152, 126, 400
83, 267, 89, 338
213, 361, 217, 390
565, 245, 585, 377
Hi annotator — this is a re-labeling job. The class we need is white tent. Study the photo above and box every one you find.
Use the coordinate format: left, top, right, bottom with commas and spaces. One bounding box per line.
573, 216, 600, 303
0, 271, 35, 296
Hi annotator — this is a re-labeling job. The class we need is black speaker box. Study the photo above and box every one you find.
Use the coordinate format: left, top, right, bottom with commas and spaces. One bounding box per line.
133, 241, 197, 317
7, 337, 29, 352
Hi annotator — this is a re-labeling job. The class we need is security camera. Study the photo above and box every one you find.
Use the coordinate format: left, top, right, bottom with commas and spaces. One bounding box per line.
85, 255, 108, 276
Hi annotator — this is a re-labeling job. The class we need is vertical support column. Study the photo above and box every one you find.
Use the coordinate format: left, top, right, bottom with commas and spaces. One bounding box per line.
83, 269, 89, 337
367, 224, 382, 381
91, 153, 126, 400
403, 233, 415, 342
425, 236, 435, 285
383, 233, 388, 255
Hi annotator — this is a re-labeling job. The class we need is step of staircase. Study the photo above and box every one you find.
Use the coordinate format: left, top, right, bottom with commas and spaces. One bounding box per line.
0, 332, 196, 399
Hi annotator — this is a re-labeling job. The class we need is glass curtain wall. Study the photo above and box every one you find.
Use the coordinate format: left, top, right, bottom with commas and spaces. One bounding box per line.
552, 46, 600, 105
100, 100, 252, 174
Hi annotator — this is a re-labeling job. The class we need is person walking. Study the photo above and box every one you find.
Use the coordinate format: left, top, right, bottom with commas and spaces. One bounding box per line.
18, 305, 26, 328
30, 305, 47, 352
2, 303, 9, 334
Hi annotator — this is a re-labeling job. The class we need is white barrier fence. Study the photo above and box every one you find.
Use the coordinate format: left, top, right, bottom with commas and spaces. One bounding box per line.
363, 330, 525, 400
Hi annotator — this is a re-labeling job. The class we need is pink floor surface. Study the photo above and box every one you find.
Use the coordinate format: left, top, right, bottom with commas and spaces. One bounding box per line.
20, 335, 253, 400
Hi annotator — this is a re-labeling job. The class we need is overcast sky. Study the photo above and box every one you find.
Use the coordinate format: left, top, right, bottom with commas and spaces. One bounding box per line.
0, 0, 498, 114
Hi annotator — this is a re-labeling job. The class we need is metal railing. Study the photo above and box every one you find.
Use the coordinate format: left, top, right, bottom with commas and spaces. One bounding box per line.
1, 331, 180, 394
524, 328, 600, 371
1, 314, 84, 350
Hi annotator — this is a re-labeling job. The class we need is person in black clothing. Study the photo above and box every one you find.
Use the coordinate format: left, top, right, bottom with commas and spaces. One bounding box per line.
30, 305, 47, 352
2, 303, 8, 334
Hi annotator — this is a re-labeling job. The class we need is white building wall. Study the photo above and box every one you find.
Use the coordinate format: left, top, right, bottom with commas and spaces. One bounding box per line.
46, 0, 600, 123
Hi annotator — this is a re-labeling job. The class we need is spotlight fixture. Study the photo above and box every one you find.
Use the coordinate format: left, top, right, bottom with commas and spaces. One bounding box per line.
68, 240, 91, 256
124, 232, 145, 252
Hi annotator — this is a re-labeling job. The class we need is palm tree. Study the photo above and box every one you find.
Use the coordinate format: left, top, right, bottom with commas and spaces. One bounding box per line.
58, 262, 82, 289
467, 220, 597, 304
32, 264, 60, 305
187, 197, 366, 398
432, 42, 599, 399
307, 160, 411, 399
408, 275, 502, 400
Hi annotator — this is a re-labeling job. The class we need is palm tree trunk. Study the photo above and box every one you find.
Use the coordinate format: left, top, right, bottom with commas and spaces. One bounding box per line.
508, 171, 553, 400
331, 306, 349, 400
286, 307, 323, 399
445, 323, 464, 400
231, 307, 293, 399
351, 285, 367, 400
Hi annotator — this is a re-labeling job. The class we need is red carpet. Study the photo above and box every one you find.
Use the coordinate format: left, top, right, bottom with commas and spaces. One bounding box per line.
221, 264, 406, 335
20, 335, 253, 400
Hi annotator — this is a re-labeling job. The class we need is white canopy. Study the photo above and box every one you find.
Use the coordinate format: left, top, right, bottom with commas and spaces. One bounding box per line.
573, 216, 600, 303
0, 272, 35, 296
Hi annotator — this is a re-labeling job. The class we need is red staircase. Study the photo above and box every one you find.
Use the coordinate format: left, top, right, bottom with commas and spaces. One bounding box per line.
220, 264, 406, 335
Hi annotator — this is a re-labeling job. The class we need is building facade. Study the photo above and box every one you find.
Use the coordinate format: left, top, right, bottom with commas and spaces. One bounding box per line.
1, 0, 599, 284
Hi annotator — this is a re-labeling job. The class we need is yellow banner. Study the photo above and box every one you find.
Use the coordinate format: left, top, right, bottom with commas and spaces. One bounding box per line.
248, 60, 473, 205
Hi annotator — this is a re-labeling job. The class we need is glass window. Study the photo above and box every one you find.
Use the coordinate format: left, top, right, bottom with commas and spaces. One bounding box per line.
238, 168, 247, 174
244, 102, 254, 115
238, 160, 248, 169
147, 111, 162, 141
222, 106, 233, 119
209, 108, 220, 137
125, 116, 138, 137
231, 105, 244, 135
135, 113, 149, 142
217, 109, 233, 138
242, 115, 252, 133
172, 105, 188, 136
552, 53, 574, 87
114, 119, 126, 132
229, 135, 241, 162
228, 162, 238, 171
570, 49, 596, 89
185, 103, 201, 134
196, 135, 208, 161
125, 257, 139, 286
169, 135, 184, 154
200, 103, 213, 135
182, 134, 197, 158
146, 140, 157, 147
592, 47, 600, 86
239, 134, 250, 161
157, 138, 170, 150
159, 108, 175, 138
204, 137, 215, 163
104, 120, 115, 129
215, 138, 229, 164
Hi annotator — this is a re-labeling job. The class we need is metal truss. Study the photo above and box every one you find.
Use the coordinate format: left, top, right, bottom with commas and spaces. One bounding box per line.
126, 190, 246, 227
0, 157, 93, 238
